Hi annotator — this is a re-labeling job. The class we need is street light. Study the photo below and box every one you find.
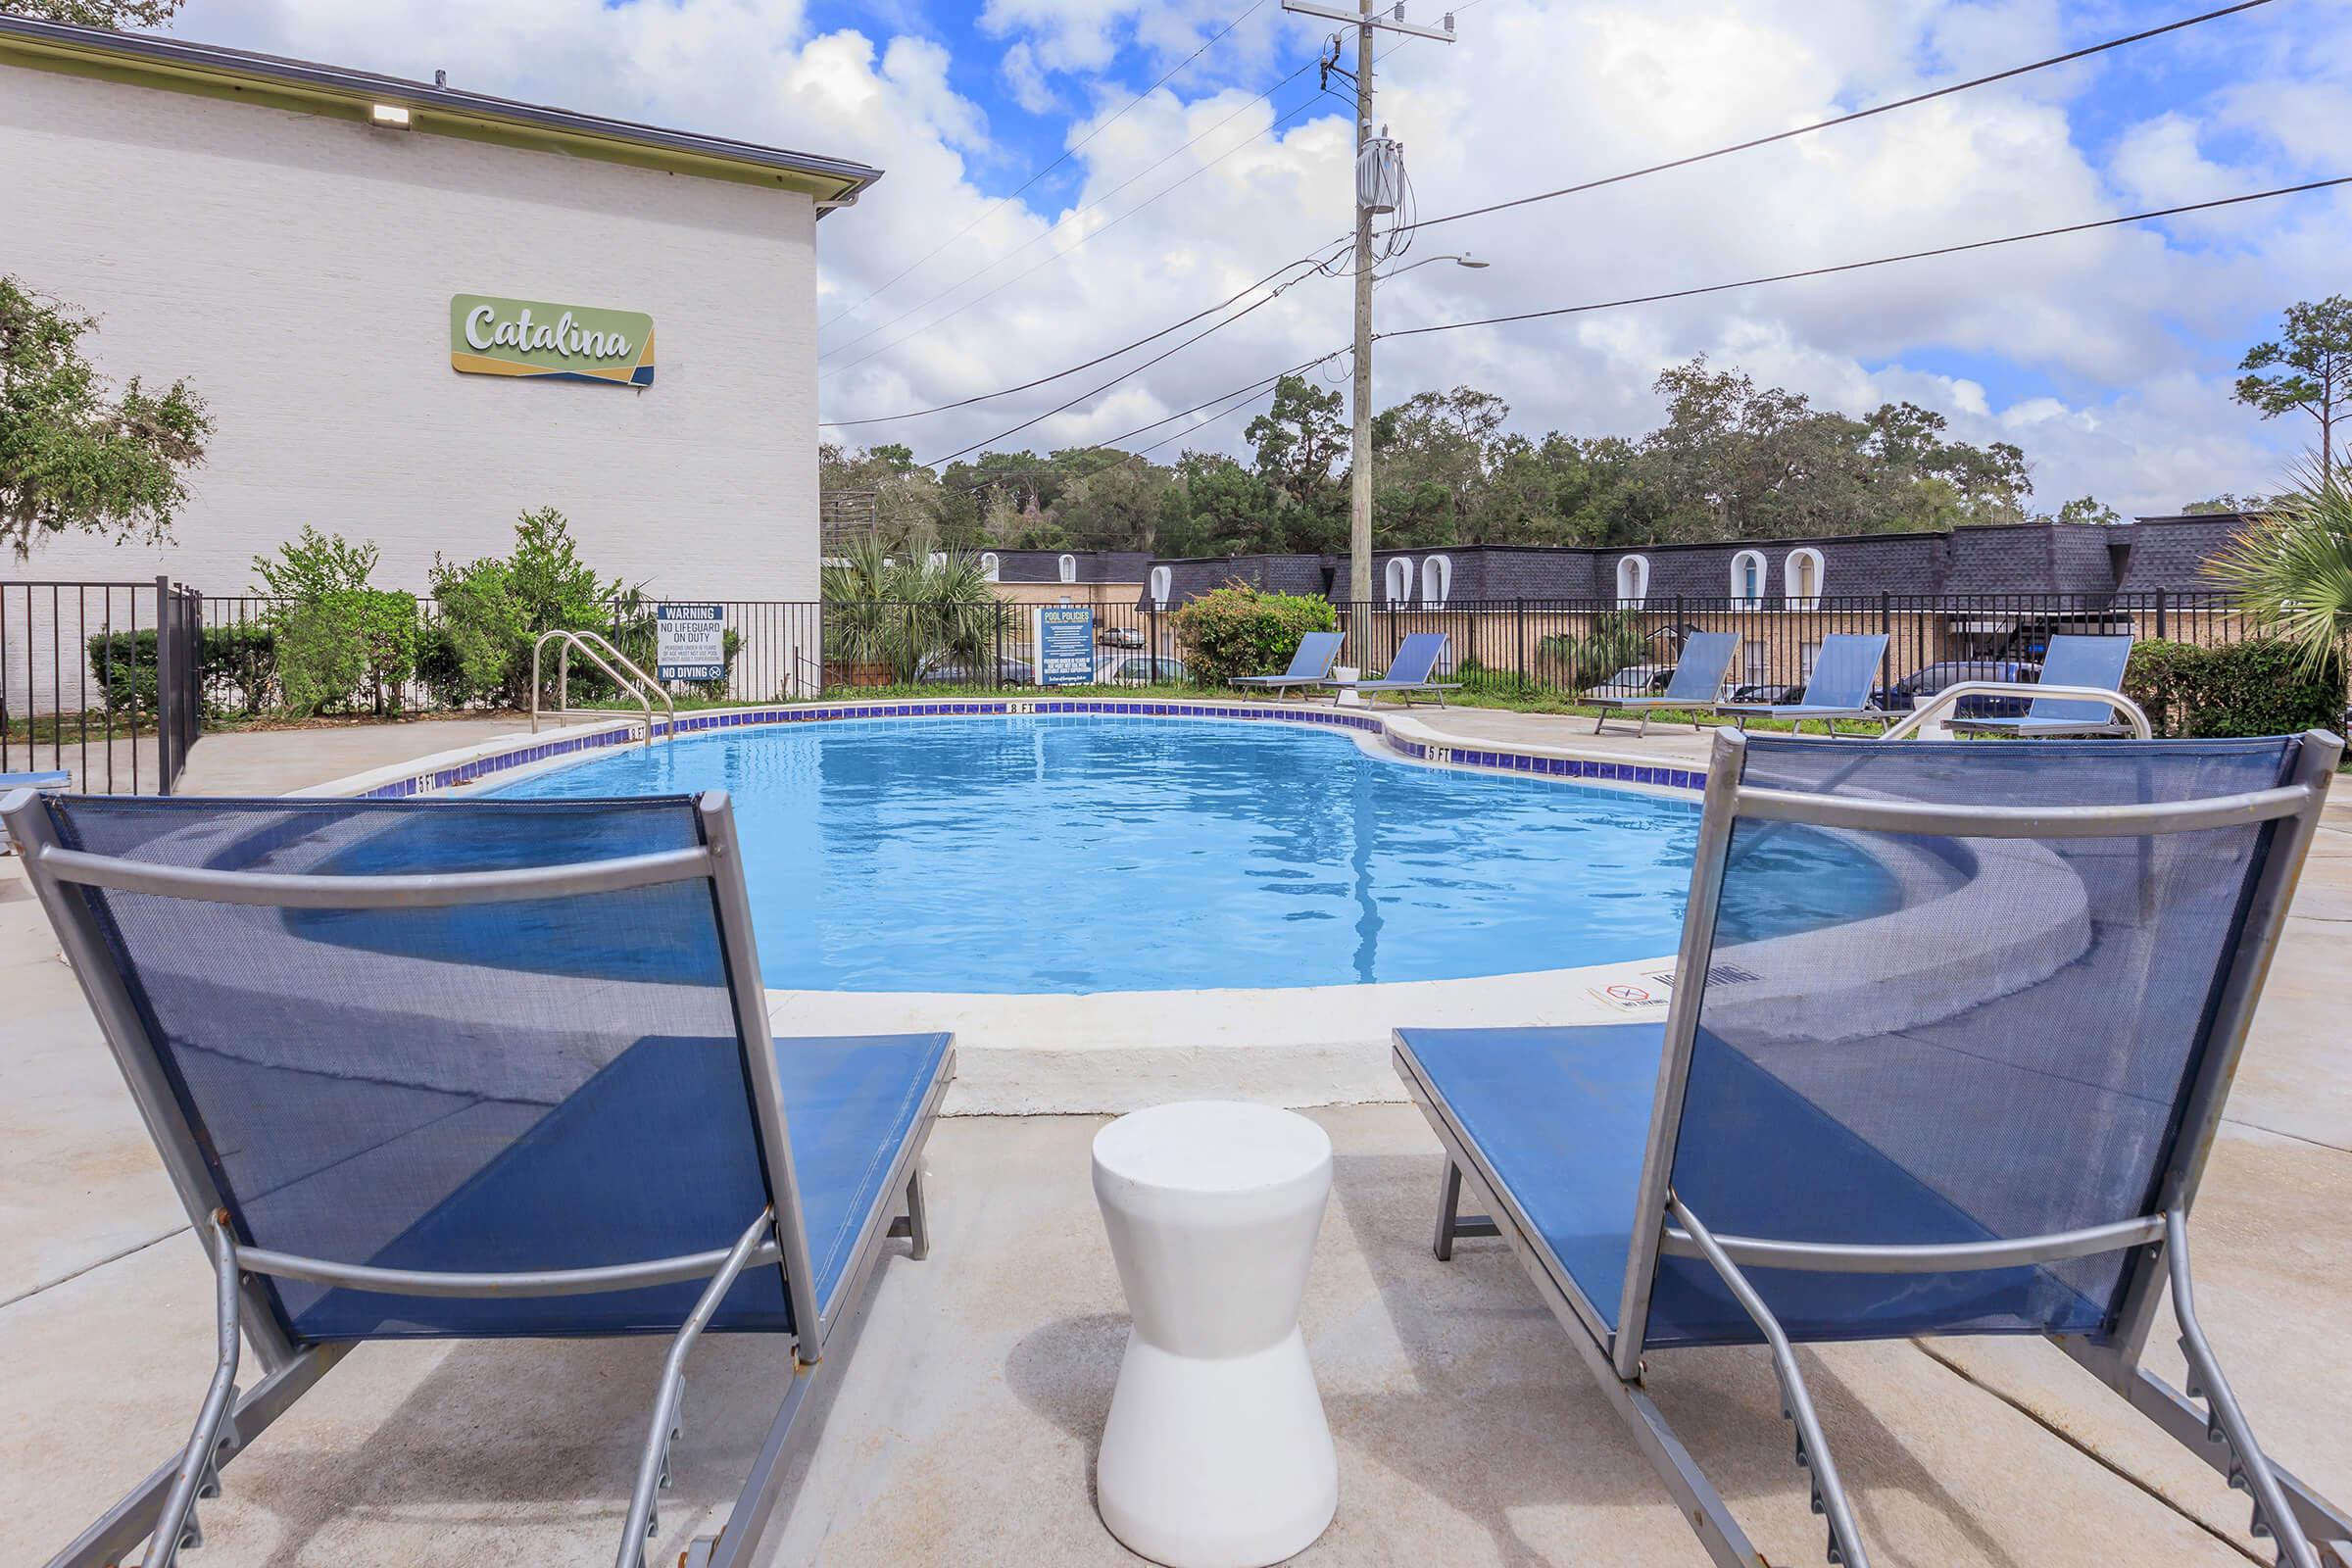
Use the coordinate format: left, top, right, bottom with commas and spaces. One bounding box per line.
1372, 252, 1489, 284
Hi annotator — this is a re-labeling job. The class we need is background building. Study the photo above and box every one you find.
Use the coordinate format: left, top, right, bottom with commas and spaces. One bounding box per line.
0, 16, 879, 599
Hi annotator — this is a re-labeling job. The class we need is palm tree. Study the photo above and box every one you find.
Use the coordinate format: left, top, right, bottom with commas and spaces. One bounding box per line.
2206, 465, 2352, 679
822, 527, 999, 684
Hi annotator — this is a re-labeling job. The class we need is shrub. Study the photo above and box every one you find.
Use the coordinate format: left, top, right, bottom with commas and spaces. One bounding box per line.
2125, 637, 2345, 738
423, 507, 625, 708
84, 621, 279, 719
1170, 583, 1339, 686
820, 528, 996, 684
249, 526, 416, 715
276, 589, 417, 717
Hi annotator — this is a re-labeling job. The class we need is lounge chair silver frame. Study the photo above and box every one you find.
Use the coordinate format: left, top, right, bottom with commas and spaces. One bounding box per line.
1321, 631, 1464, 708
1, 787, 951, 1568
1229, 629, 1348, 704
1718, 632, 1893, 738
1397, 727, 2351, 1568
1591, 631, 1741, 738
1947, 633, 2141, 738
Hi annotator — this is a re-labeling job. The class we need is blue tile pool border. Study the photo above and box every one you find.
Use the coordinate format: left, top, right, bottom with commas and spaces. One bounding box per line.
354, 700, 1709, 800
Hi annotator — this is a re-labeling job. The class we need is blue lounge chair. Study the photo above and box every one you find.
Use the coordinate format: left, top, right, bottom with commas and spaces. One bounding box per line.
1717, 631, 1889, 736
2, 788, 953, 1568
1230, 629, 1347, 703
1590, 632, 1740, 737
1398, 727, 2349, 1568
1952, 633, 2137, 737
1323, 631, 1461, 707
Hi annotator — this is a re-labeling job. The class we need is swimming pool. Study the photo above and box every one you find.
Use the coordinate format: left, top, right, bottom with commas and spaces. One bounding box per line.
490, 715, 1897, 994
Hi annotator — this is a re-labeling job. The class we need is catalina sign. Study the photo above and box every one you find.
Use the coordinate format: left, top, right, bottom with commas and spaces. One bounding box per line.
449, 294, 655, 386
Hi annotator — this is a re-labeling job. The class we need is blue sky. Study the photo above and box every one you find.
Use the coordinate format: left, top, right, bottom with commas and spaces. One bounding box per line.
193, 0, 2352, 510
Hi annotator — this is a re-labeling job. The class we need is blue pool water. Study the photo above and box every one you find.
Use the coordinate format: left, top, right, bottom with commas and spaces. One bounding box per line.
491, 716, 1897, 994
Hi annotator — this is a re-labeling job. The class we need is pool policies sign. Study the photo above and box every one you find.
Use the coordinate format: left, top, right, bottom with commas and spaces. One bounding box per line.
1034, 606, 1096, 687
450, 294, 656, 387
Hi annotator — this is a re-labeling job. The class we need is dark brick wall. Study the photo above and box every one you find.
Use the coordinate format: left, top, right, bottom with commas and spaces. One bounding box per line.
989, 548, 1151, 585
1138, 514, 2248, 608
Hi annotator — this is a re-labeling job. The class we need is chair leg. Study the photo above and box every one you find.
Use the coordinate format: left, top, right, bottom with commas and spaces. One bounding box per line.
616, 1208, 773, 1568
2149, 1210, 2331, 1568
143, 1215, 245, 1568
903, 1167, 930, 1261
1672, 1195, 1872, 1568
1431, 1160, 1500, 1261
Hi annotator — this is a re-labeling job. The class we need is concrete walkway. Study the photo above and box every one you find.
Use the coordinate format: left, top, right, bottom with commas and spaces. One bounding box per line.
1, 716, 2345, 1565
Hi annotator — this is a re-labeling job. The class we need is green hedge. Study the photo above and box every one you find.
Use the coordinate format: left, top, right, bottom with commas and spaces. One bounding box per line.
86, 623, 280, 719
1169, 584, 1340, 686
2125, 637, 2347, 738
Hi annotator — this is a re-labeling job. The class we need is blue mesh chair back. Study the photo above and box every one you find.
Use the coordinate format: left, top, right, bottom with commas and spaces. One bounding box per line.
1645, 735, 2304, 1348
1382, 633, 1447, 684
1793, 634, 1886, 709
1285, 631, 1346, 679
1661, 633, 1740, 703
2029, 634, 2135, 723
40, 794, 790, 1344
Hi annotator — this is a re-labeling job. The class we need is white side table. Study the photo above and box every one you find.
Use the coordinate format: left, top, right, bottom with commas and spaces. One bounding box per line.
1092, 1101, 1338, 1568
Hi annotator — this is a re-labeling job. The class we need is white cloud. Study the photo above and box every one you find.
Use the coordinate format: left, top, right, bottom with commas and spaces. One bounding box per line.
1000, 41, 1059, 116
128, 0, 2352, 514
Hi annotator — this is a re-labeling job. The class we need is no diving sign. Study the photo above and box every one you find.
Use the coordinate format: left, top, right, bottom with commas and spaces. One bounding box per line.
657, 603, 726, 682
1588, 963, 1762, 1013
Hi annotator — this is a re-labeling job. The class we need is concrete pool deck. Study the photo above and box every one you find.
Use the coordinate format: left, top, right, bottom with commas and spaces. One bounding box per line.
2, 713, 2347, 1564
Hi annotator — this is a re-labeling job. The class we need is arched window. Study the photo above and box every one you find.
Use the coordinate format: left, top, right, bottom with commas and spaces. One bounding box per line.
1729, 549, 1767, 605
1384, 557, 1413, 606
980, 552, 1001, 583
1786, 547, 1825, 610
1420, 555, 1452, 607
1615, 555, 1650, 607
1057, 553, 1078, 584
1149, 565, 1171, 606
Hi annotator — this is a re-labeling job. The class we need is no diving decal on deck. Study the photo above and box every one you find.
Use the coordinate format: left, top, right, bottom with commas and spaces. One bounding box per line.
1588, 962, 1761, 1013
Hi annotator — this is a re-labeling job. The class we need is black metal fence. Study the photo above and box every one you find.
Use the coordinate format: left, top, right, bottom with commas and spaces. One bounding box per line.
5, 581, 2280, 796
2, 578, 203, 795
1332, 590, 2253, 702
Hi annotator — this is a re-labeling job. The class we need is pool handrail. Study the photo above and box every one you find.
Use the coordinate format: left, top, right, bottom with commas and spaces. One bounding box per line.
1881, 681, 2151, 742
530, 628, 674, 747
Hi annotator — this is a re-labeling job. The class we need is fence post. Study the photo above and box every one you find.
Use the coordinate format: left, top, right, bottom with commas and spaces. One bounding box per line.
1149, 606, 1162, 684
1514, 598, 1526, 685
994, 602, 1005, 688
153, 575, 178, 795
1879, 591, 1892, 705
2154, 586, 2168, 641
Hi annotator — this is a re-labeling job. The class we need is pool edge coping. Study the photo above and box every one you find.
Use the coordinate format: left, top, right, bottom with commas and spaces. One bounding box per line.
293, 697, 1713, 802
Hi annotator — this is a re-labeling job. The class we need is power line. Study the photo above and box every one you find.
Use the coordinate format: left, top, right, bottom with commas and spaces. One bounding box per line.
935, 173, 2346, 470
1375, 176, 2352, 341
919, 276, 1331, 467
1395, 0, 2276, 237
821, 237, 1351, 427
818, 0, 1270, 333
823, 60, 1331, 371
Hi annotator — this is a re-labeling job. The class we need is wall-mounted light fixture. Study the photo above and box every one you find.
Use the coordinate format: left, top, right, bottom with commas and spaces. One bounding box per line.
369, 103, 412, 129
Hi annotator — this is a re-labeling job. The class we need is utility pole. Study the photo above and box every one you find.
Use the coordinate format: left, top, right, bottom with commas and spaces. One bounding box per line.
1284, 0, 1455, 649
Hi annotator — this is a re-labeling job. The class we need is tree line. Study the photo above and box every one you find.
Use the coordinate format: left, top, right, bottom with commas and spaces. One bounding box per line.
821, 356, 2151, 561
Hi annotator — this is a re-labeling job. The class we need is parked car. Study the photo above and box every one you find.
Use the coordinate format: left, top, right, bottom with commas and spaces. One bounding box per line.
1094, 653, 1191, 686
1728, 681, 1807, 706
1098, 624, 1146, 649
1582, 664, 1674, 699
1881, 660, 2038, 719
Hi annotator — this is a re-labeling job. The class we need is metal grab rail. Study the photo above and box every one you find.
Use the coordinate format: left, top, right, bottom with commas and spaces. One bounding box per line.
1881, 680, 2152, 742
531, 629, 674, 746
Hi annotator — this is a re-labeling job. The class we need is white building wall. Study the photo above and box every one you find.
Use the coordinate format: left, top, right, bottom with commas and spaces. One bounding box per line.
0, 63, 821, 602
